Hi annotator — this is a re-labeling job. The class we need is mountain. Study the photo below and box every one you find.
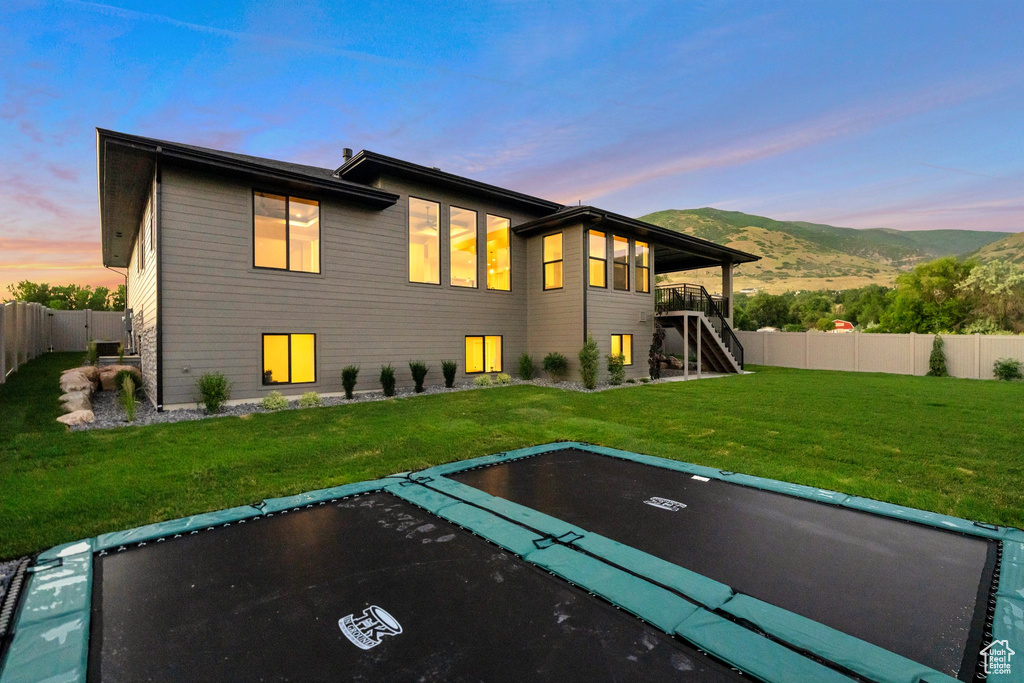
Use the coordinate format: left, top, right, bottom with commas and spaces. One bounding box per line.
970, 231, 1024, 264
640, 208, 1013, 294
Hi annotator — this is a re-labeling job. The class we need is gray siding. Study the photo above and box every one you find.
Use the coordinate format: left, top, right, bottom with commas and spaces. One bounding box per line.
126, 173, 158, 404
158, 166, 540, 407
526, 225, 584, 376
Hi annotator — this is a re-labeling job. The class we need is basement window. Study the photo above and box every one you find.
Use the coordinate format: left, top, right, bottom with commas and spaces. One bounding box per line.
262, 333, 316, 385
611, 334, 632, 366
466, 335, 503, 373
254, 192, 320, 273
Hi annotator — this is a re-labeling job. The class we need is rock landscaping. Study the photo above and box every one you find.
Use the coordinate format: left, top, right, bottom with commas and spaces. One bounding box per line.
56, 363, 141, 427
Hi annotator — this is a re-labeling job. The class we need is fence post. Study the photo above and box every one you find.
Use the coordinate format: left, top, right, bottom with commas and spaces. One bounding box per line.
86, 308, 93, 344
804, 331, 810, 369
975, 334, 982, 379
762, 331, 768, 365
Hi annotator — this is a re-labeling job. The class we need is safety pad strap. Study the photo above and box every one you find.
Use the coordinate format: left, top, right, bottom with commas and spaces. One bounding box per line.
674, 608, 853, 683
721, 594, 958, 683
571, 533, 734, 610
418, 441, 583, 476
991, 596, 1024, 682
259, 479, 390, 512
432, 502, 542, 558
95, 504, 264, 550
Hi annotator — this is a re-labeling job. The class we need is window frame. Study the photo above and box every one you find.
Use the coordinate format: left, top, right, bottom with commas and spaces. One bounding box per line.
635, 240, 650, 294
588, 230, 607, 288
612, 235, 630, 292
611, 333, 633, 366
485, 214, 512, 292
542, 232, 564, 291
252, 191, 322, 274
261, 332, 318, 386
449, 205, 479, 289
408, 196, 442, 286
464, 334, 504, 373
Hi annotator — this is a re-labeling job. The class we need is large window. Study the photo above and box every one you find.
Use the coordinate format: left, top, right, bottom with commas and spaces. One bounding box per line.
450, 206, 477, 288
465, 335, 503, 373
635, 240, 650, 293
611, 334, 633, 366
254, 192, 320, 273
409, 198, 441, 284
589, 230, 606, 287
486, 215, 511, 291
263, 333, 316, 385
543, 233, 563, 290
613, 235, 630, 291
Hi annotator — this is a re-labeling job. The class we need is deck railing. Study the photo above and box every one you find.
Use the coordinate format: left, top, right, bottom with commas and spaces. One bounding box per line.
655, 284, 744, 368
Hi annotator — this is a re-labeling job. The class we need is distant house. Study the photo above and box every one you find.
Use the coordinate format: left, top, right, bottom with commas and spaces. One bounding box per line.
831, 320, 854, 333
739, 287, 759, 295
757, 326, 781, 333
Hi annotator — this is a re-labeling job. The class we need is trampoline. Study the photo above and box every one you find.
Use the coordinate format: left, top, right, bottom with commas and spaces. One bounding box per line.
2, 442, 1022, 683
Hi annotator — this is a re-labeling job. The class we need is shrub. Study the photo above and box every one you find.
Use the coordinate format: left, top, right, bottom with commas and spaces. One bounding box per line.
518, 353, 535, 380
926, 335, 948, 377
441, 360, 457, 388
380, 365, 396, 397
474, 375, 493, 387
606, 353, 626, 386
543, 352, 569, 381
639, 377, 650, 383
117, 342, 125, 363
299, 391, 321, 408
578, 335, 599, 389
626, 378, 636, 384
649, 323, 666, 380
341, 365, 359, 399
197, 372, 231, 414
409, 361, 429, 393
496, 373, 512, 385
114, 369, 141, 396
261, 391, 288, 411
119, 375, 137, 422
86, 341, 98, 366
993, 358, 1023, 381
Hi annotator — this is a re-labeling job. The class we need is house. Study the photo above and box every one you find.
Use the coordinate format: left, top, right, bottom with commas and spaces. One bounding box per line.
97, 129, 759, 409
831, 319, 854, 333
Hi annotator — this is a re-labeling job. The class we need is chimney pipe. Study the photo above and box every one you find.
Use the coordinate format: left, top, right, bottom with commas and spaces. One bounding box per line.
342, 148, 353, 162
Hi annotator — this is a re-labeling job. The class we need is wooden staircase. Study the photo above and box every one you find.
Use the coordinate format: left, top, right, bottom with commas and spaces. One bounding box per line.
655, 284, 744, 374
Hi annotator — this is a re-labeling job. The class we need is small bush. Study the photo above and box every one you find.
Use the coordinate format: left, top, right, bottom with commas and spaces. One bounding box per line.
409, 361, 429, 393
579, 335, 599, 389
926, 335, 948, 377
441, 360, 457, 388
299, 391, 321, 408
197, 372, 231, 414
626, 378, 636, 384
518, 353, 535, 380
993, 358, 1023, 381
606, 353, 626, 385
261, 391, 288, 411
114, 369, 141, 396
649, 323, 666, 380
639, 377, 650, 383
117, 342, 125, 363
119, 375, 137, 422
341, 365, 359, 399
474, 375, 493, 387
380, 365, 396, 397
543, 352, 569, 381
86, 341, 98, 366
496, 373, 512, 385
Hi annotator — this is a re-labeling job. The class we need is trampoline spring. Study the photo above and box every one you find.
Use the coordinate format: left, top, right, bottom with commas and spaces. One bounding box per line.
190, 531, 198, 535
137, 542, 146, 547
117, 545, 126, 551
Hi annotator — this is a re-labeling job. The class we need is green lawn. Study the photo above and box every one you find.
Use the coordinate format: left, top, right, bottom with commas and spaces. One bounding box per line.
1, 352, 1022, 559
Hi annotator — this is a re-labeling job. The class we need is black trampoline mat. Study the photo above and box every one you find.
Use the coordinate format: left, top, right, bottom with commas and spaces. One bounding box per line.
450, 448, 996, 678
88, 492, 742, 682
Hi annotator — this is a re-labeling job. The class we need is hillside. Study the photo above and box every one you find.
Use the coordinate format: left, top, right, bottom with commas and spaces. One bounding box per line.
970, 231, 1024, 264
640, 208, 1013, 294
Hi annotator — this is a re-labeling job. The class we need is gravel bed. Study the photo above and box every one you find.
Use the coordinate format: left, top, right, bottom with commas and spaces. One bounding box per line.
72, 374, 674, 432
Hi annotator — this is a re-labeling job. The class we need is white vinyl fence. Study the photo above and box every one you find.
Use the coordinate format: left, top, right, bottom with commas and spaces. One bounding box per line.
1, 301, 126, 384
735, 330, 1024, 380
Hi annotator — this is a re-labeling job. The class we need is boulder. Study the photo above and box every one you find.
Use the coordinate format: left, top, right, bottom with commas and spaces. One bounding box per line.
667, 356, 684, 370
60, 391, 92, 413
99, 365, 142, 392
60, 371, 93, 394
56, 409, 95, 426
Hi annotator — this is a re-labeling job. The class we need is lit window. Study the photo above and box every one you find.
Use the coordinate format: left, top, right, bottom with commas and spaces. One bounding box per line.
589, 230, 606, 287
635, 241, 650, 293
262, 333, 316, 385
611, 334, 632, 366
543, 233, 563, 290
254, 192, 320, 273
450, 206, 477, 287
465, 335, 502, 373
486, 215, 511, 291
409, 198, 440, 284
613, 235, 629, 291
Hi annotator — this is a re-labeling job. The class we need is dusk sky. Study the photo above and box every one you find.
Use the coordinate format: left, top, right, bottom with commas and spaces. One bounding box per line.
2, 0, 1023, 293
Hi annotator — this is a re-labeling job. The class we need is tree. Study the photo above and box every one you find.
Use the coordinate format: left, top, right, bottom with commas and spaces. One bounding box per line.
955, 261, 1024, 333
878, 257, 975, 333
840, 284, 890, 327
926, 335, 948, 377
745, 292, 795, 329
791, 292, 834, 329
4, 280, 123, 311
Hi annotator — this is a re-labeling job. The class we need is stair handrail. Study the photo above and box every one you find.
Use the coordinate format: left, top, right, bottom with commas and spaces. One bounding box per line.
655, 284, 744, 368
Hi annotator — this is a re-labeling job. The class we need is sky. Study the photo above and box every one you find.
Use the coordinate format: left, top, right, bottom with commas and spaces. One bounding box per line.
1, 0, 1023, 293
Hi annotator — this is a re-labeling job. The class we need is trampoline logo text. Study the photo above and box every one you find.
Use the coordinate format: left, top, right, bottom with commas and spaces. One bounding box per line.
339, 606, 403, 650
981, 640, 1014, 676
643, 497, 687, 512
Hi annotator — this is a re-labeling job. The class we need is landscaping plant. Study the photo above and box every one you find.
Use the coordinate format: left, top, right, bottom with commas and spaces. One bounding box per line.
86, 341, 98, 366
261, 391, 288, 411
196, 372, 231, 413
299, 391, 321, 408
409, 361, 429, 393
926, 335, 948, 377
341, 366, 359, 399
117, 342, 125, 363
119, 375, 137, 422
543, 352, 569, 381
114, 369, 140, 396
607, 353, 626, 385
518, 353, 535, 380
441, 360, 457, 388
496, 373, 512, 385
380, 365, 396, 397
993, 358, 1023, 381
474, 375, 493, 387
579, 335, 599, 389
649, 323, 666, 380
